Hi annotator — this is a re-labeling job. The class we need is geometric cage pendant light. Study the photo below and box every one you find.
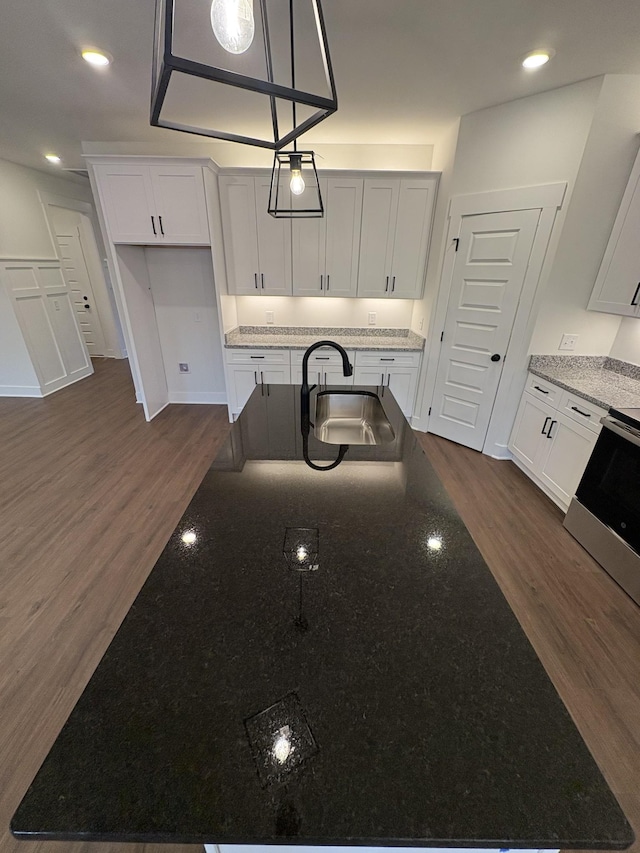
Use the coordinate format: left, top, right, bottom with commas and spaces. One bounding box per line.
150, 0, 338, 151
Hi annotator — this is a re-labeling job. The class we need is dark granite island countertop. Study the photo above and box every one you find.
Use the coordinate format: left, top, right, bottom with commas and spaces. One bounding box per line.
12, 385, 633, 850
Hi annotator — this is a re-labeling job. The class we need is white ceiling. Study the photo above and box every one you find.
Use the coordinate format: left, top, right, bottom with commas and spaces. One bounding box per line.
2, 0, 640, 173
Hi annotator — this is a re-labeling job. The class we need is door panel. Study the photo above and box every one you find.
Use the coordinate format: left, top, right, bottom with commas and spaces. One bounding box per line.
219, 176, 260, 295
292, 179, 327, 296
13, 296, 66, 387
357, 180, 398, 298
324, 178, 363, 297
390, 179, 435, 299
56, 230, 107, 355
429, 208, 541, 451
149, 165, 209, 244
45, 291, 91, 376
538, 413, 598, 506
95, 165, 157, 243
386, 367, 418, 417
509, 393, 553, 470
255, 179, 292, 296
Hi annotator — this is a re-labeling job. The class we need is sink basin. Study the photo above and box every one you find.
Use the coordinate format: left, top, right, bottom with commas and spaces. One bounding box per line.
314, 391, 395, 445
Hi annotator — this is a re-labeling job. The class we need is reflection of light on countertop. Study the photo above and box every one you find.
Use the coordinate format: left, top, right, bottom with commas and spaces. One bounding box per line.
272, 726, 294, 764
181, 530, 197, 546
427, 535, 443, 551
296, 546, 308, 562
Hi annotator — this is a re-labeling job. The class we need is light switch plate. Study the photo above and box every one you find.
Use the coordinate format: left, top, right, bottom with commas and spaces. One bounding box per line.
559, 333, 578, 351
368, 312, 376, 325
266, 311, 274, 325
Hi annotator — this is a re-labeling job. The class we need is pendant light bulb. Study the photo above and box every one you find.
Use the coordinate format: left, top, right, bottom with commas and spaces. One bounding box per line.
210, 0, 255, 54
289, 154, 305, 196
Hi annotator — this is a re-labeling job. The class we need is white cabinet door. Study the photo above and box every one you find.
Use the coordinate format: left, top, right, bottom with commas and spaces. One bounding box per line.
354, 366, 385, 387
390, 179, 436, 299
291, 179, 327, 296
589, 150, 640, 317
357, 180, 398, 298
324, 178, 363, 297
228, 364, 262, 413
219, 176, 260, 295
387, 366, 419, 417
254, 179, 292, 295
537, 412, 599, 506
95, 164, 158, 244
148, 165, 209, 244
509, 392, 554, 470
259, 365, 291, 385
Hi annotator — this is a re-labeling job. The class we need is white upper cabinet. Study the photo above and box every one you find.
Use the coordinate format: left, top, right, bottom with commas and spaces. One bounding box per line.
357, 177, 437, 299
94, 163, 210, 245
219, 175, 292, 296
589, 146, 640, 317
292, 177, 362, 297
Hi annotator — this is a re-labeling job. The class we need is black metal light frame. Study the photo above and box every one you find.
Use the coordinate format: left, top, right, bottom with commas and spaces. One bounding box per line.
268, 150, 323, 218
150, 0, 338, 150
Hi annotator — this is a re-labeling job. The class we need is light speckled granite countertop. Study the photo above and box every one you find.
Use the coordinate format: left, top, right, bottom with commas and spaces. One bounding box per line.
225, 325, 426, 351
529, 355, 640, 409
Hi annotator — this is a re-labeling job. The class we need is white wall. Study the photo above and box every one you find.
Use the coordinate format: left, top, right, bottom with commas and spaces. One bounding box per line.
145, 247, 226, 403
0, 158, 95, 260
610, 317, 640, 365
0, 280, 40, 394
530, 75, 640, 354
234, 295, 414, 329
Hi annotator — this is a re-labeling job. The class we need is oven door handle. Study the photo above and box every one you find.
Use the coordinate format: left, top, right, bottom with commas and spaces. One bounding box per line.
601, 417, 640, 448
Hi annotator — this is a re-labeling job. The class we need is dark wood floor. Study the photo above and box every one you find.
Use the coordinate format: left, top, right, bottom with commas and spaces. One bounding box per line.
0, 359, 638, 853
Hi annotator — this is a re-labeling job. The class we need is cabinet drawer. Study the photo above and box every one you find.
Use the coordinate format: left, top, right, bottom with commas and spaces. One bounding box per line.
355, 350, 422, 368
226, 348, 290, 365
526, 373, 561, 407
557, 389, 606, 433
290, 348, 355, 366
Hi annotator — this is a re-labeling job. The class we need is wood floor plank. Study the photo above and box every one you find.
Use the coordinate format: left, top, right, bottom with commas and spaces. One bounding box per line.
1, 365, 638, 853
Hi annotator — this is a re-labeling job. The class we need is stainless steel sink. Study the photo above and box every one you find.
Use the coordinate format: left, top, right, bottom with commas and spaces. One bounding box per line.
314, 391, 395, 445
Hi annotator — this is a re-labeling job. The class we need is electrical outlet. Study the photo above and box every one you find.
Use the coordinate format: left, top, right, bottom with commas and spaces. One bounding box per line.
266, 310, 274, 324
179, 363, 190, 373
368, 312, 377, 325
419, 317, 424, 331
559, 333, 578, 351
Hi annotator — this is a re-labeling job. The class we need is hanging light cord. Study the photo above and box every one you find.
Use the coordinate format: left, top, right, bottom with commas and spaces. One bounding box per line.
290, 0, 297, 152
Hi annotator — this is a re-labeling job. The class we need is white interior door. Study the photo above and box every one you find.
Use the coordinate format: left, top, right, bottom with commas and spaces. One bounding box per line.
55, 228, 107, 356
429, 209, 540, 451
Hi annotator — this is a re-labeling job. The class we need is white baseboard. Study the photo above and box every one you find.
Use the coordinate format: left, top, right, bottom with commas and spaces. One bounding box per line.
168, 391, 227, 404
0, 385, 43, 397
486, 442, 513, 461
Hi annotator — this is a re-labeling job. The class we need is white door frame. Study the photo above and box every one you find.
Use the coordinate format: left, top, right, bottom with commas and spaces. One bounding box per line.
39, 192, 124, 358
417, 182, 567, 458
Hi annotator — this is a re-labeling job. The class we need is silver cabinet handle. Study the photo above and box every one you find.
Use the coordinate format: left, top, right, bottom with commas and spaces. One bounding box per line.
391, 276, 396, 292
385, 276, 389, 293
261, 273, 264, 290
151, 215, 157, 235
320, 274, 323, 291
254, 273, 258, 289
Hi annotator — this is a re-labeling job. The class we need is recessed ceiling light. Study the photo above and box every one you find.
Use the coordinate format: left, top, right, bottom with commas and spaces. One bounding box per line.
522, 49, 554, 69
45, 154, 61, 164
82, 49, 111, 67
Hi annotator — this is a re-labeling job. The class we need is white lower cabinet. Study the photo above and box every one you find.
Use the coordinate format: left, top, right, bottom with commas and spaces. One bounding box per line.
508, 374, 606, 511
353, 351, 421, 418
226, 349, 291, 415
290, 348, 355, 386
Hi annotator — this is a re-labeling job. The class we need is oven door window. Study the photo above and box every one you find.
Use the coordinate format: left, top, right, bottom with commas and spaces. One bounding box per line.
577, 424, 640, 554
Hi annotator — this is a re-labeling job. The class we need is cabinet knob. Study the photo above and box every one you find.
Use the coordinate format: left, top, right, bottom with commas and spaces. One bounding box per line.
491, 353, 501, 362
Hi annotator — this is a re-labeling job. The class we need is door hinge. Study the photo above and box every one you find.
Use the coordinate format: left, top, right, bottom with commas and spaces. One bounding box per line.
453, 237, 459, 251
440, 331, 444, 342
